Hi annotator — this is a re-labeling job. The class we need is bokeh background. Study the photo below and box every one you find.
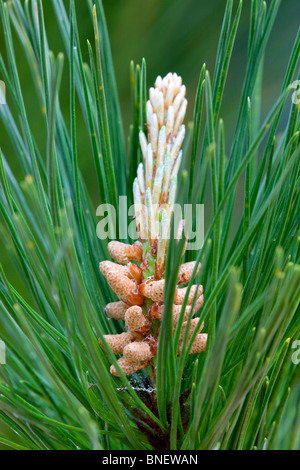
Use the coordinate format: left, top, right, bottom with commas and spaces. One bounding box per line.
0, 0, 299, 202
0, 0, 299, 449
1, 0, 299, 309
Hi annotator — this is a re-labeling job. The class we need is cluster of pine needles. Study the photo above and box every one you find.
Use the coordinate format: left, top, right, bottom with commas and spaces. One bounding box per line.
0, 0, 299, 450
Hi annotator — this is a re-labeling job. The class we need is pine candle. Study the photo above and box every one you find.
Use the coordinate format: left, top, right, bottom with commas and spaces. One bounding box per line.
99, 73, 207, 376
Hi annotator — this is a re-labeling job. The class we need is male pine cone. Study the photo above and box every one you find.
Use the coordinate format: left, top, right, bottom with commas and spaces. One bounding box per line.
99, 73, 207, 376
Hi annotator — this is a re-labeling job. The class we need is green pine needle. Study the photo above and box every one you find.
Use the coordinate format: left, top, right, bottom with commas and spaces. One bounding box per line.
0, 0, 299, 450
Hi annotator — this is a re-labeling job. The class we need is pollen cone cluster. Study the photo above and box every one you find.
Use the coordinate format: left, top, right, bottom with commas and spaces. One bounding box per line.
99, 73, 207, 376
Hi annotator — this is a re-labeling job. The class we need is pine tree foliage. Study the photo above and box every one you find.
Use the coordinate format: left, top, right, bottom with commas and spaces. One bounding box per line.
0, 0, 299, 450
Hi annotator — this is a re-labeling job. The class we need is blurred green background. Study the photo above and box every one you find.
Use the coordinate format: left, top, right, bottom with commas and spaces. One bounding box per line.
0, 0, 299, 203
0, 0, 299, 302
0, 0, 299, 449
